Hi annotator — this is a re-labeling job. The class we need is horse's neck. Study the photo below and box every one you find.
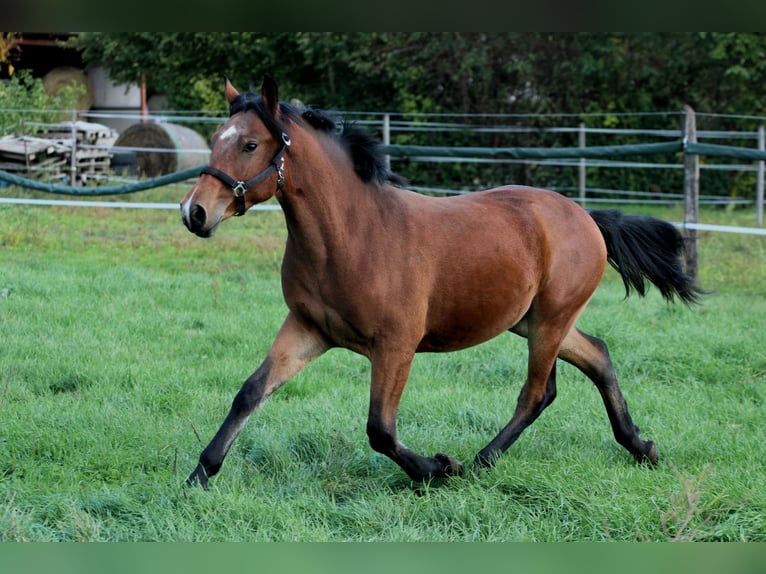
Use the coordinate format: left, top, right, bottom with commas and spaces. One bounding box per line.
277, 136, 390, 265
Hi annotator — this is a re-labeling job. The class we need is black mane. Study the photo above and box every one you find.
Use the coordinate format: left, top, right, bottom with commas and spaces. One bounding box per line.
230, 92, 405, 187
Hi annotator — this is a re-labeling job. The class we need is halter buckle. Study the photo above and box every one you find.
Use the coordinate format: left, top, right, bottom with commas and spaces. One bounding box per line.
232, 181, 247, 197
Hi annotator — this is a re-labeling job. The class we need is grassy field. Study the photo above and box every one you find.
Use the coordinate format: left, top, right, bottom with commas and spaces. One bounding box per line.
1, 183, 765, 541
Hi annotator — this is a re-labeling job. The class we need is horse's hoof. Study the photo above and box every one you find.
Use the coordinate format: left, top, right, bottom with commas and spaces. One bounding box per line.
185, 465, 210, 489
645, 441, 659, 466
434, 453, 464, 477
633, 441, 658, 467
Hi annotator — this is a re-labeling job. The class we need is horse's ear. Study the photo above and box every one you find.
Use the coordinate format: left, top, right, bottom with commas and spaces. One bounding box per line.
261, 74, 279, 117
224, 75, 239, 105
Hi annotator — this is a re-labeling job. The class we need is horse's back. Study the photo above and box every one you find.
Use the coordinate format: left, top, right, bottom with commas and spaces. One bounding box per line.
404, 185, 606, 270
450, 185, 594, 224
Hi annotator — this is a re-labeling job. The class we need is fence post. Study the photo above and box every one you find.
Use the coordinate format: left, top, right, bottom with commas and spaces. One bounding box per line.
682, 105, 699, 279
70, 110, 78, 187
579, 122, 586, 206
757, 124, 764, 226
383, 113, 391, 172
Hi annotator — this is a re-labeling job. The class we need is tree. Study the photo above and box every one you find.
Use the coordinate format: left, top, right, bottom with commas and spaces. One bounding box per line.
0, 32, 21, 77
0, 70, 84, 135
72, 33, 766, 196
73, 32, 766, 117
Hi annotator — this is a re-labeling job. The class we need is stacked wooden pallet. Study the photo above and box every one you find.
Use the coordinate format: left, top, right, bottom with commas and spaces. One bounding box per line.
0, 135, 71, 181
0, 121, 117, 185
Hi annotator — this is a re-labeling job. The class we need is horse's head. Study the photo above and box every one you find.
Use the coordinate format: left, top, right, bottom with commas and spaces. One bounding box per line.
180, 75, 290, 237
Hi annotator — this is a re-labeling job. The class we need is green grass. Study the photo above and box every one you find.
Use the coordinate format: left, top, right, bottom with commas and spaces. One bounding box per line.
1, 186, 765, 541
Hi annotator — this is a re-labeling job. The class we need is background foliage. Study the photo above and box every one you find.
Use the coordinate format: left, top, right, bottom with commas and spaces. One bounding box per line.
72, 33, 766, 117
68, 33, 766, 200
0, 70, 84, 134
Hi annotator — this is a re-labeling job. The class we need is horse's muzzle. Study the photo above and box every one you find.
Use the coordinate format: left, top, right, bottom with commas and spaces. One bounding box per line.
180, 202, 213, 237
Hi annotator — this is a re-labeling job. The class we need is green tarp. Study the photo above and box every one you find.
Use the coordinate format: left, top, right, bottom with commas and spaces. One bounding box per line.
2, 139, 765, 197
0, 165, 205, 196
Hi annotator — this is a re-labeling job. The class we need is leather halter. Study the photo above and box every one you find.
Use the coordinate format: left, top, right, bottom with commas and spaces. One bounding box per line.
200, 132, 291, 216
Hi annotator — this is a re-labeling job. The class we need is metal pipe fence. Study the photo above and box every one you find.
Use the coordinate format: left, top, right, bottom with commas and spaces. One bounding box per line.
2, 107, 765, 242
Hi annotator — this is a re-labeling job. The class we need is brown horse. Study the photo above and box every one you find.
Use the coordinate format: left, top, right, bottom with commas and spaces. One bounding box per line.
180, 75, 703, 488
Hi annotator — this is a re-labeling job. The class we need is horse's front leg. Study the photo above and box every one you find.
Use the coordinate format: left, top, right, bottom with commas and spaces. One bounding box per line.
366, 348, 463, 482
186, 312, 329, 488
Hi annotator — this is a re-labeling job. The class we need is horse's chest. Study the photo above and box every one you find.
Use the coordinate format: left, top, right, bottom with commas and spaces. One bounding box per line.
284, 274, 375, 351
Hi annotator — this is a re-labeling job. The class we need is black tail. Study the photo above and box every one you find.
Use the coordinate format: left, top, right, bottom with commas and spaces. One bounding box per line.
589, 209, 705, 305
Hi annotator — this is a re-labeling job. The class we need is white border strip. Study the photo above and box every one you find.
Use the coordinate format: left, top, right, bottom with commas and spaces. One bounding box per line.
671, 222, 766, 236
2, 197, 764, 232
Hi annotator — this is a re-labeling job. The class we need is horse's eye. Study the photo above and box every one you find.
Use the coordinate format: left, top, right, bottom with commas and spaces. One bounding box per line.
243, 142, 258, 153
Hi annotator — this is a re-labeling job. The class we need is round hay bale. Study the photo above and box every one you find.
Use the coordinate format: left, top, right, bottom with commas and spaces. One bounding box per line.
42, 66, 95, 111
113, 122, 210, 177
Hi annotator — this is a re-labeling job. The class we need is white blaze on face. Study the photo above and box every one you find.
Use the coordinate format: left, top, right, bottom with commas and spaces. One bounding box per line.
180, 186, 197, 224
219, 125, 238, 141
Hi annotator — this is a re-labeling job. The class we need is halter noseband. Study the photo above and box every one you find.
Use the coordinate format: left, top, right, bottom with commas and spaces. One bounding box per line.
200, 132, 292, 216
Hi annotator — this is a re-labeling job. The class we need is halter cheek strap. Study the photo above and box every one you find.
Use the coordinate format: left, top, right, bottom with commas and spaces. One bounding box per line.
200, 132, 291, 216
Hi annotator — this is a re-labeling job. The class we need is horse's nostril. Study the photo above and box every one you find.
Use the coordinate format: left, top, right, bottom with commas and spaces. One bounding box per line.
190, 204, 207, 230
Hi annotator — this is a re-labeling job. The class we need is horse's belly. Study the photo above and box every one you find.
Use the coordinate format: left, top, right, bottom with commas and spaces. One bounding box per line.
417, 318, 521, 352
417, 327, 511, 353
417, 287, 534, 353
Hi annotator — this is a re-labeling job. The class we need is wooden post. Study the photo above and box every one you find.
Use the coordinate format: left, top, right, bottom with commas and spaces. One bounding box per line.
682, 105, 699, 279
70, 109, 78, 187
382, 113, 391, 172
579, 122, 586, 206
757, 124, 764, 226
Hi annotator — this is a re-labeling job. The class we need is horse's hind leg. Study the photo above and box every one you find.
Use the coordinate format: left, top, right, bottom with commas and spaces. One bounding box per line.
558, 327, 658, 465
186, 312, 330, 488
473, 322, 566, 469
